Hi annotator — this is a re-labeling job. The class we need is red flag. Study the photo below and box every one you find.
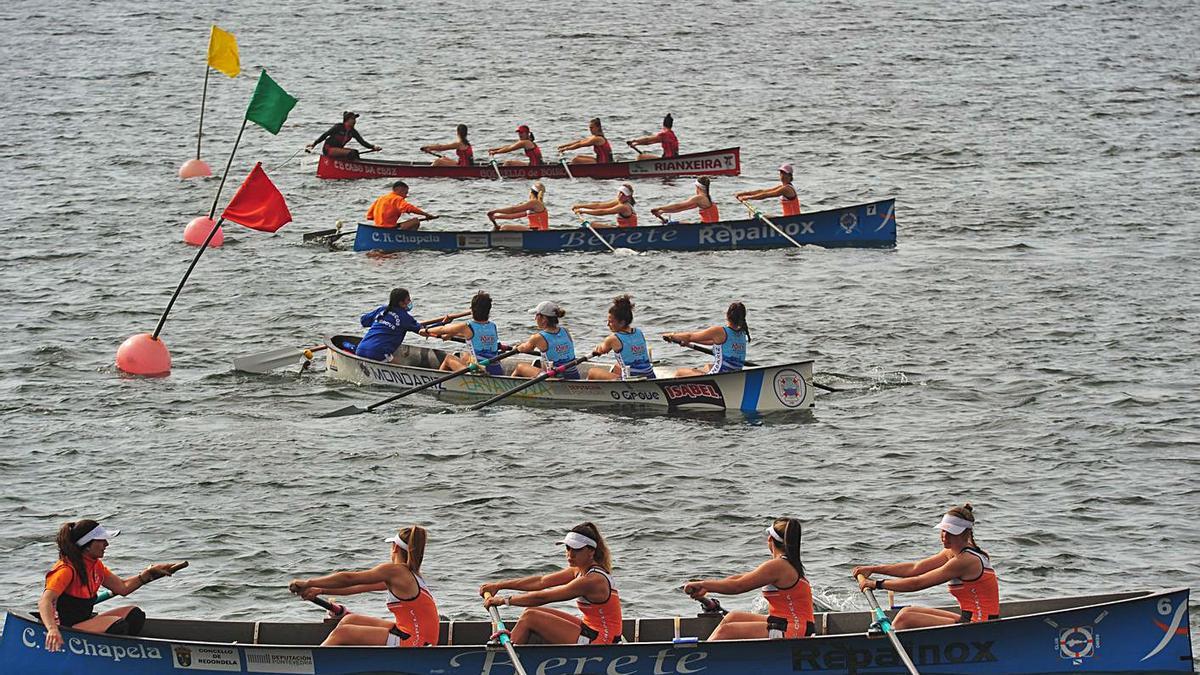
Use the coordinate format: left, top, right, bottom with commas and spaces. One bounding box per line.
221, 162, 292, 232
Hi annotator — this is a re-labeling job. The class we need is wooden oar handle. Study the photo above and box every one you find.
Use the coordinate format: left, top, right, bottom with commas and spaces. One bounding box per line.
308, 596, 346, 614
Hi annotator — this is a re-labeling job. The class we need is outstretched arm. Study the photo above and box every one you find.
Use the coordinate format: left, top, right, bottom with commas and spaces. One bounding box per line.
736, 185, 788, 201
683, 559, 786, 597
488, 140, 527, 155
480, 567, 577, 598
628, 131, 664, 146
663, 324, 726, 346
651, 195, 704, 219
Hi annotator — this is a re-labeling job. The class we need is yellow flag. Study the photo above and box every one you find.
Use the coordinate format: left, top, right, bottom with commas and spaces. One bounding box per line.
206, 25, 240, 78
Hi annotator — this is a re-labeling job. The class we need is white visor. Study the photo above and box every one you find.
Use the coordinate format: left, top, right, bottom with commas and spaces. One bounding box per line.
556, 531, 598, 550
76, 525, 119, 547
934, 514, 974, 535
765, 525, 784, 543
694, 178, 706, 189
383, 535, 410, 551
779, 163, 794, 174
618, 184, 633, 197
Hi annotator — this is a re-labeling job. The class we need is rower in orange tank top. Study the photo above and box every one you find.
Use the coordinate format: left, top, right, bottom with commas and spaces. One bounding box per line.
651, 177, 721, 225
481, 523, 624, 645
683, 518, 816, 640
736, 162, 800, 217
422, 124, 473, 168
557, 118, 615, 165
489, 182, 549, 231
573, 184, 637, 229
852, 503, 1001, 629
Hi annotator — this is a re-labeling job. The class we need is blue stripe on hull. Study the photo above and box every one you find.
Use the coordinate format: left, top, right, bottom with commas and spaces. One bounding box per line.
740, 369, 764, 412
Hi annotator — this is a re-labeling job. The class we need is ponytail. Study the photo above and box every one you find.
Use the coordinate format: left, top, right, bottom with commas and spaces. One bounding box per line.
727, 301, 750, 342
398, 526, 427, 576
772, 518, 805, 578
573, 522, 612, 572
456, 124, 469, 144
663, 112, 674, 129
947, 503, 986, 557
57, 520, 97, 582
609, 294, 634, 328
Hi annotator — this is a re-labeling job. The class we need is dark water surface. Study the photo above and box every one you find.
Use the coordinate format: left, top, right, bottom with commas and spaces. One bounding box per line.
0, 0, 1197, 661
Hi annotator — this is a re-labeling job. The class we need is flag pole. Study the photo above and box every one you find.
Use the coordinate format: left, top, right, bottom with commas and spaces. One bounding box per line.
196, 66, 210, 160
152, 117, 248, 340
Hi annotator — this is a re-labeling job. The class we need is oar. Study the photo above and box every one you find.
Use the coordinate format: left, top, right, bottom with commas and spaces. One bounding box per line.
96, 561, 189, 603
235, 345, 327, 374
483, 592, 529, 675
739, 198, 804, 249
303, 219, 349, 243
469, 352, 595, 411
855, 574, 920, 675
490, 158, 504, 181
423, 148, 446, 160
558, 153, 576, 181
307, 595, 350, 618
576, 214, 618, 254
319, 348, 522, 418
661, 336, 837, 392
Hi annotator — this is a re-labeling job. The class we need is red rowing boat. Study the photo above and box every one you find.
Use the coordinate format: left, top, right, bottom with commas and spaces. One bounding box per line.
316, 147, 741, 180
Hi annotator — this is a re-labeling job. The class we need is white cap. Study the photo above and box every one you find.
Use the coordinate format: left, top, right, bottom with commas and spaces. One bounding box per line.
779, 163, 794, 174
934, 514, 974, 535
765, 525, 783, 543
532, 301, 561, 317
383, 535, 410, 551
618, 184, 633, 196
76, 524, 120, 547
555, 531, 598, 550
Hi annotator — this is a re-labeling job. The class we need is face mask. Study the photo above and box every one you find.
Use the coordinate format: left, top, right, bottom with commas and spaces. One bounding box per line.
406, 302, 414, 312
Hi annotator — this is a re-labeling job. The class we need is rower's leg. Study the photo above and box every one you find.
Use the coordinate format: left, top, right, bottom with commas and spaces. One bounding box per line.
397, 218, 423, 231
510, 607, 584, 645
73, 605, 144, 635
587, 365, 620, 381
571, 156, 598, 164
511, 363, 542, 378
673, 367, 707, 378
892, 606, 960, 630
440, 354, 466, 371
706, 612, 767, 641
637, 153, 660, 160
321, 623, 392, 646
337, 613, 395, 628
431, 157, 458, 167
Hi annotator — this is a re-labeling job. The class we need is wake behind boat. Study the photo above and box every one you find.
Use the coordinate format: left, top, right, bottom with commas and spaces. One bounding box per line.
2, 588, 1191, 674
349, 199, 896, 253
316, 147, 741, 180
324, 338, 816, 414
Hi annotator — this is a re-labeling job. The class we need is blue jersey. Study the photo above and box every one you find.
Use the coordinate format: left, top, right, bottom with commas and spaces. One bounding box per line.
539, 327, 580, 380
468, 320, 504, 376
356, 305, 421, 361
614, 328, 655, 379
708, 327, 747, 374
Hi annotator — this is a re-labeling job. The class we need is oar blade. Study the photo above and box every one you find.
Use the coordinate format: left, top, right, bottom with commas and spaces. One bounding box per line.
318, 404, 368, 419
302, 228, 339, 243
233, 347, 309, 374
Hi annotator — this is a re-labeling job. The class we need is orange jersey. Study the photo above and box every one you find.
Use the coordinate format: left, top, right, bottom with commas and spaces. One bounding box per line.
528, 209, 549, 231
948, 548, 1000, 622
781, 191, 800, 216
762, 575, 815, 638
698, 202, 720, 223
367, 193, 421, 228
46, 557, 110, 626
386, 575, 441, 646
616, 210, 637, 228
576, 567, 623, 643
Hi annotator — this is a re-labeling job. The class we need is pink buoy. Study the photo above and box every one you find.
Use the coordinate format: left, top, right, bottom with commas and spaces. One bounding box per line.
115, 333, 172, 377
183, 216, 223, 247
178, 158, 212, 179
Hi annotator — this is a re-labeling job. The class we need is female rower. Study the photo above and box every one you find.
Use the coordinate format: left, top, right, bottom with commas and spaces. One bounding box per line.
38, 520, 179, 651
481, 523, 623, 645
488, 182, 549, 231
487, 124, 543, 166
421, 124, 474, 167
357, 288, 422, 362
735, 163, 800, 216
650, 177, 720, 224
306, 111, 380, 160
422, 291, 504, 375
556, 118, 614, 164
511, 301, 581, 379
572, 184, 637, 228
588, 294, 655, 380
662, 301, 750, 377
683, 518, 814, 640
289, 526, 439, 646
627, 112, 679, 160
852, 504, 1000, 628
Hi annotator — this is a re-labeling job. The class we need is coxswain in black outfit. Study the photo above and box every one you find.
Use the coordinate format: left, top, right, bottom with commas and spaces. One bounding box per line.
307, 111, 381, 160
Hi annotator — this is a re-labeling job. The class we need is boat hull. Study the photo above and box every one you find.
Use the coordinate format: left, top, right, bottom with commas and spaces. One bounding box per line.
352, 199, 896, 253
323, 340, 816, 414
2, 588, 1190, 674
316, 147, 741, 180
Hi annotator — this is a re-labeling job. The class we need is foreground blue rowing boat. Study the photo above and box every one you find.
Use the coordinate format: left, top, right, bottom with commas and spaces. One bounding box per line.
2, 588, 1190, 674
350, 199, 896, 253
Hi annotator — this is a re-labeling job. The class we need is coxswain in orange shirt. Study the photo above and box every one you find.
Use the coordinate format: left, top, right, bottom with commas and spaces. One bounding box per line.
651, 177, 720, 224
557, 118, 614, 164
488, 125, 544, 166
683, 518, 815, 640
572, 184, 637, 228
367, 181, 438, 230
306, 111, 381, 160
627, 113, 679, 160
488, 182, 549, 231
852, 503, 1001, 629
735, 163, 800, 216
421, 124, 474, 167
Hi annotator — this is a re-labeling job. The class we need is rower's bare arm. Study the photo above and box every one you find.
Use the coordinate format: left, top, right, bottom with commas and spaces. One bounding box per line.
103, 568, 143, 596
558, 138, 587, 152
654, 196, 702, 215
512, 573, 603, 606
579, 204, 625, 217
698, 560, 781, 595
489, 141, 524, 155
517, 335, 548, 354
425, 323, 470, 340
884, 555, 972, 593
594, 335, 621, 356
318, 582, 389, 596
422, 141, 461, 152
629, 131, 662, 146
739, 185, 787, 201
38, 589, 63, 651
297, 563, 396, 590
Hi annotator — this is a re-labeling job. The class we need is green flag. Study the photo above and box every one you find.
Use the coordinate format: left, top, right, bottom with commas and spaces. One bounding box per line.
245, 70, 297, 135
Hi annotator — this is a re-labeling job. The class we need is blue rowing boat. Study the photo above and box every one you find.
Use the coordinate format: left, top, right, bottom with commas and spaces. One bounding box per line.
3, 588, 1191, 673
351, 199, 896, 253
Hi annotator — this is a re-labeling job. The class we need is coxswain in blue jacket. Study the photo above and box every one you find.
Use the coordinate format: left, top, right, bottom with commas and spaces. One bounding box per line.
663, 302, 751, 377
422, 291, 505, 376
512, 301, 581, 380
356, 288, 422, 362
588, 294, 656, 380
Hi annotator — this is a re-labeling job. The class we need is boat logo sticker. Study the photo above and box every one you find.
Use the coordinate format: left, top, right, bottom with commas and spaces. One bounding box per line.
773, 369, 808, 408
1057, 625, 1097, 660
658, 380, 726, 409
867, 203, 877, 215
839, 212, 858, 233
171, 644, 242, 671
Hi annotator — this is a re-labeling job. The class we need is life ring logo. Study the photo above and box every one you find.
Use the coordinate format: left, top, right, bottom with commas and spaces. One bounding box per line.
773, 369, 808, 408
1058, 626, 1096, 659
839, 212, 858, 233
173, 646, 192, 667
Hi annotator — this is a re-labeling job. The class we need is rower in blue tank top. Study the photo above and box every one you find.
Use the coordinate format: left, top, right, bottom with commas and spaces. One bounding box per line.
512, 301, 581, 380
589, 294, 656, 380
663, 301, 752, 377
422, 291, 505, 376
